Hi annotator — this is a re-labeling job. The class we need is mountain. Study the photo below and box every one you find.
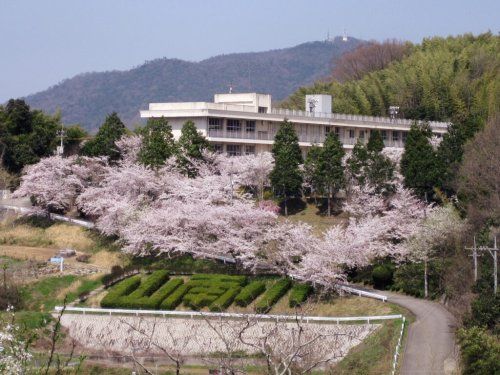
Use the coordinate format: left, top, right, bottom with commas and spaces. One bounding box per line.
24, 37, 363, 132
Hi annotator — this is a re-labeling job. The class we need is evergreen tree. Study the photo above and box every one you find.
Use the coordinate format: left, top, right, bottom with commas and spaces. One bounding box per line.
138, 117, 176, 168
177, 120, 210, 177
319, 132, 345, 216
367, 129, 384, 153
270, 120, 303, 215
401, 122, 439, 198
347, 140, 369, 185
80, 112, 127, 160
0, 99, 59, 173
303, 145, 323, 202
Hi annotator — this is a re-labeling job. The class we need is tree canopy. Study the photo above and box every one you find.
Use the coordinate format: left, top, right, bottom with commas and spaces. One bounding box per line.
80, 112, 127, 160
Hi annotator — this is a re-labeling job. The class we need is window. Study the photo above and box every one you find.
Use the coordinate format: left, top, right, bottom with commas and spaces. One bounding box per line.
349, 129, 355, 139
325, 126, 331, 134
226, 144, 241, 156
212, 144, 224, 154
381, 130, 387, 140
258, 106, 267, 113
227, 119, 241, 132
245, 145, 255, 155
208, 118, 222, 131
392, 131, 399, 142
359, 130, 365, 139
402, 131, 408, 143
334, 127, 340, 136
246, 120, 256, 133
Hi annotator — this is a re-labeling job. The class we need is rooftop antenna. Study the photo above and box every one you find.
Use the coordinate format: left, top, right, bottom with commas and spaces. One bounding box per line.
229, 84, 233, 94
342, 29, 348, 42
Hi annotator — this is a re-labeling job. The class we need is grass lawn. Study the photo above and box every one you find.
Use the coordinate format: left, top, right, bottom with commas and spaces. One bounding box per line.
283, 202, 348, 236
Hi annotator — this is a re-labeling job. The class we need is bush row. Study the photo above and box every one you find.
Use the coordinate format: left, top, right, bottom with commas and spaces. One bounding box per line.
128, 270, 170, 299
209, 287, 242, 312
183, 293, 219, 310
288, 283, 313, 307
101, 275, 141, 308
160, 284, 190, 310
118, 278, 184, 310
255, 279, 292, 313
190, 274, 247, 286
234, 281, 266, 307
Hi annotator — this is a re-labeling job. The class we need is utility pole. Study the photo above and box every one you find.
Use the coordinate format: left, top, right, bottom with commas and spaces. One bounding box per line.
466, 237, 498, 294
56, 123, 66, 156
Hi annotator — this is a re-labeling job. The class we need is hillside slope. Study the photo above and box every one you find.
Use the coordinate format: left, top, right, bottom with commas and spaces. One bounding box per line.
25, 37, 363, 132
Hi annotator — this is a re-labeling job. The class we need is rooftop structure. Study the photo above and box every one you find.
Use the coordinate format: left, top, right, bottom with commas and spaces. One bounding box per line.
140, 93, 449, 156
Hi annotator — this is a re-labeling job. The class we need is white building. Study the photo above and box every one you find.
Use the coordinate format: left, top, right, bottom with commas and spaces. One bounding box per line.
140, 93, 449, 156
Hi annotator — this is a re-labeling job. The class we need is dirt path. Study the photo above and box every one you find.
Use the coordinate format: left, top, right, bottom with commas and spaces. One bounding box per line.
380, 290, 459, 375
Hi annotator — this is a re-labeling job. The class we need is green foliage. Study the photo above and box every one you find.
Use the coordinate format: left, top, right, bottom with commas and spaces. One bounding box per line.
371, 265, 394, 289
127, 271, 170, 299
63, 125, 88, 156
190, 274, 247, 285
457, 327, 500, 375
255, 278, 292, 313
270, 120, 303, 211
160, 284, 190, 310
466, 293, 500, 333
401, 123, 440, 197
288, 283, 313, 307
392, 262, 443, 298
177, 120, 210, 177
100, 275, 141, 308
234, 281, 267, 307
303, 145, 323, 196
319, 132, 345, 214
138, 117, 176, 167
80, 112, 127, 160
366, 130, 384, 153
209, 287, 242, 312
0, 99, 59, 173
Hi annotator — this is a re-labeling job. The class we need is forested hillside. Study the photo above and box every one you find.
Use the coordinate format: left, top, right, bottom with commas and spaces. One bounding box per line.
24, 37, 363, 133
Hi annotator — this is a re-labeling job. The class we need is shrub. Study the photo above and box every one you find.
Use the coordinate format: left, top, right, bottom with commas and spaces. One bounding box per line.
160, 284, 190, 310
101, 275, 141, 308
458, 327, 500, 375
255, 279, 291, 313
209, 287, 242, 312
392, 261, 443, 298
76, 254, 90, 263
190, 274, 247, 285
372, 265, 394, 289
234, 281, 266, 307
128, 270, 169, 299
466, 293, 500, 332
289, 283, 313, 307
183, 293, 218, 310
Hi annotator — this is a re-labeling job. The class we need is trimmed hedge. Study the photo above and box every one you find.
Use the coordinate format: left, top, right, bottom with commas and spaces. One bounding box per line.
183, 293, 219, 310
288, 283, 313, 307
255, 279, 291, 313
121, 278, 184, 310
209, 287, 242, 312
128, 270, 170, 299
190, 274, 247, 286
234, 281, 266, 307
160, 284, 190, 310
101, 275, 141, 308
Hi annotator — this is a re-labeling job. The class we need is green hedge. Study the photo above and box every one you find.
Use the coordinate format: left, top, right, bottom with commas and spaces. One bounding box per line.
128, 270, 170, 299
234, 281, 266, 307
255, 279, 291, 313
190, 274, 247, 285
120, 278, 184, 310
288, 283, 313, 307
183, 293, 219, 310
160, 284, 190, 310
101, 275, 141, 308
209, 287, 242, 312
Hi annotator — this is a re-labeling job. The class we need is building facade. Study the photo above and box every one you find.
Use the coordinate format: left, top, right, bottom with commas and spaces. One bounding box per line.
140, 93, 449, 156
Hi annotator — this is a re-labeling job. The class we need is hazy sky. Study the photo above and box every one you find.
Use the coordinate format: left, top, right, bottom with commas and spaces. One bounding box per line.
0, 0, 498, 102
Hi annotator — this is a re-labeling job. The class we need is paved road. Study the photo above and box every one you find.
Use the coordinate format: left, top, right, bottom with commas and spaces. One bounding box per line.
380, 290, 459, 375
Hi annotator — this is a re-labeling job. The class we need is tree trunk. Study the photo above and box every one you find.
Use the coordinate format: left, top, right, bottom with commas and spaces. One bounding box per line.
327, 187, 332, 217
284, 195, 288, 216
424, 259, 428, 298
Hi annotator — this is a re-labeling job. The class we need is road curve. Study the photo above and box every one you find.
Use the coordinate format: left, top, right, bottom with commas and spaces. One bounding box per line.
379, 290, 459, 375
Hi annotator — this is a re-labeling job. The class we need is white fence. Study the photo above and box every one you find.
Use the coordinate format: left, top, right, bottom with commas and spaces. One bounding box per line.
55, 306, 402, 324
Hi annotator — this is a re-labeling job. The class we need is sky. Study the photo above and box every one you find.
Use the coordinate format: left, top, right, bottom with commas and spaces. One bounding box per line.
0, 0, 498, 102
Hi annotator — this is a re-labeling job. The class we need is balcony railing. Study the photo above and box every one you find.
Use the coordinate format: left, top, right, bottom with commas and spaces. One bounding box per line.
207, 130, 405, 148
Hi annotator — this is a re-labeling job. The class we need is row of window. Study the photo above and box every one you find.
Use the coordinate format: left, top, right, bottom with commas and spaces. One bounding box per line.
209, 118, 412, 142
212, 143, 255, 156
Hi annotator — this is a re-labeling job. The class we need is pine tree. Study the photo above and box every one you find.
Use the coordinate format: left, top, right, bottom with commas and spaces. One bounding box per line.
177, 120, 210, 177
80, 112, 127, 160
303, 145, 323, 203
319, 131, 345, 216
347, 140, 369, 185
270, 120, 303, 215
367, 129, 384, 153
401, 122, 439, 198
138, 117, 176, 168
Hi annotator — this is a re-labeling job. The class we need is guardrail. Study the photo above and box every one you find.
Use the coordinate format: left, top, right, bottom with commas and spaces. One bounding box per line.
337, 284, 388, 302
55, 306, 402, 324
392, 316, 406, 375
0, 204, 95, 229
